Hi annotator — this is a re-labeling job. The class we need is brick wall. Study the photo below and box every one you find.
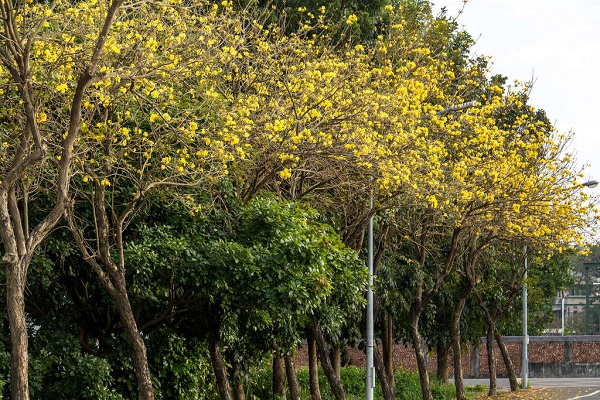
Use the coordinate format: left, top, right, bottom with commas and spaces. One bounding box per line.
293, 336, 600, 378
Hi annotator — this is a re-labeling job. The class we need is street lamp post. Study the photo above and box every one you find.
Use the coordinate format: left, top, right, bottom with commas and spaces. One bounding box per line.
581, 181, 598, 335
522, 179, 597, 387
522, 246, 528, 389
583, 263, 600, 335
586, 264, 590, 335
365, 101, 478, 399
561, 296, 565, 335
366, 191, 375, 400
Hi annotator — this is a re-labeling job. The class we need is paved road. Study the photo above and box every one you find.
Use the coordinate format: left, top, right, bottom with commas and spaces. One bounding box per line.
463, 378, 600, 399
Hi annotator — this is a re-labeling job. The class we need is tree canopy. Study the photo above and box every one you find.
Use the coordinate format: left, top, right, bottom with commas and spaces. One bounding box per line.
0, 0, 598, 399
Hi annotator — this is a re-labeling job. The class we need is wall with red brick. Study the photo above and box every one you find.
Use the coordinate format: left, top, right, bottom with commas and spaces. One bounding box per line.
293, 336, 600, 378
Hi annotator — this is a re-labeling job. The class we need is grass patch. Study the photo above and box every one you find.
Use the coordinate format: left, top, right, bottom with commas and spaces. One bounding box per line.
246, 366, 456, 399
466, 383, 487, 393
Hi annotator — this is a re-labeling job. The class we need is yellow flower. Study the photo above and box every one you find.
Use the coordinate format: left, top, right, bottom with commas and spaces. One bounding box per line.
279, 168, 292, 180
56, 83, 68, 93
346, 14, 358, 25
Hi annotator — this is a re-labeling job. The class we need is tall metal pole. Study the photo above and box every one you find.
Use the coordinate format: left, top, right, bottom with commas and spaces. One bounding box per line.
586, 265, 590, 335
522, 245, 528, 389
366, 188, 375, 399
561, 296, 565, 336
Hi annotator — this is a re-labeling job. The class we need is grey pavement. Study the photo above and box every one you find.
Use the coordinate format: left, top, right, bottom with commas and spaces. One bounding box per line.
463, 378, 600, 399
464, 377, 600, 388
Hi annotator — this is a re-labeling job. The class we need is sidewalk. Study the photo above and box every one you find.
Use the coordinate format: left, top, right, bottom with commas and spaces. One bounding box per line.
471, 387, 599, 399
464, 378, 600, 399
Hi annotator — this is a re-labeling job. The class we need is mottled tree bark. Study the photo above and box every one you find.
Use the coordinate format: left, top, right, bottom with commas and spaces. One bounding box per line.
330, 345, 341, 380
209, 336, 234, 400
374, 342, 395, 400
486, 323, 497, 396
409, 316, 433, 400
273, 353, 287, 399
495, 333, 519, 391
233, 379, 246, 400
307, 329, 322, 400
5, 257, 28, 400
232, 365, 246, 400
436, 342, 450, 383
285, 356, 300, 400
312, 325, 346, 400
113, 283, 155, 400
382, 313, 395, 388
451, 281, 475, 400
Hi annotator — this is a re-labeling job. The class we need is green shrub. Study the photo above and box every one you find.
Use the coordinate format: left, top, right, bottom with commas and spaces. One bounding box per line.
247, 366, 456, 400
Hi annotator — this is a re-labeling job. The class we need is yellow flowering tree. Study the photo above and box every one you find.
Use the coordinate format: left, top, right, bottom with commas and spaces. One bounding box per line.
380, 78, 599, 400
0, 0, 127, 398
55, 2, 258, 399
435, 84, 597, 399
1, 0, 254, 398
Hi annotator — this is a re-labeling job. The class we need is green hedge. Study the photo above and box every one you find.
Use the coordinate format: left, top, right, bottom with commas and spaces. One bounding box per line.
246, 366, 456, 399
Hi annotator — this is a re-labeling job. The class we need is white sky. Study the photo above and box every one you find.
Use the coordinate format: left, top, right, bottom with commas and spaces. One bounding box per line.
432, 0, 600, 183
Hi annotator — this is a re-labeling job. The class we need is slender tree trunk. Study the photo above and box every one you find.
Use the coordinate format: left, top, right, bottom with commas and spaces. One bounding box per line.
273, 352, 287, 399
312, 325, 346, 400
372, 291, 395, 394
209, 335, 234, 400
6, 258, 28, 400
307, 329, 321, 400
231, 365, 246, 400
374, 341, 395, 400
330, 345, 341, 380
382, 313, 395, 388
285, 356, 300, 400
408, 317, 433, 400
495, 333, 518, 391
451, 289, 472, 400
112, 283, 155, 400
233, 378, 245, 400
436, 342, 450, 383
486, 323, 497, 396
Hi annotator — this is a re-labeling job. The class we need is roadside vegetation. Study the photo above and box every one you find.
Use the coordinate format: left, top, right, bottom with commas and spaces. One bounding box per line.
0, 0, 597, 399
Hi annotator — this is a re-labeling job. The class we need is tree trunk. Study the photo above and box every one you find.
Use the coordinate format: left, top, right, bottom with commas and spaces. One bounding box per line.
408, 317, 432, 400
374, 341, 395, 400
232, 366, 246, 400
208, 335, 234, 400
382, 313, 395, 388
330, 345, 341, 380
495, 332, 518, 391
6, 258, 29, 400
451, 291, 471, 400
307, 328, 322, 400
312, 325, 346, 400
371, 282, 394, 395
285, 356, 300, 400
233, 380, 245, 400
436, 342, 450, 383
273, 352, 287, 399
486, 323, 497, 396
112, 283, 155, 400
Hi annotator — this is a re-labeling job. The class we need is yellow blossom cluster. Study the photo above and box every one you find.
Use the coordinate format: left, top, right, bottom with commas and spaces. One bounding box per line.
0, 0, 595, 249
